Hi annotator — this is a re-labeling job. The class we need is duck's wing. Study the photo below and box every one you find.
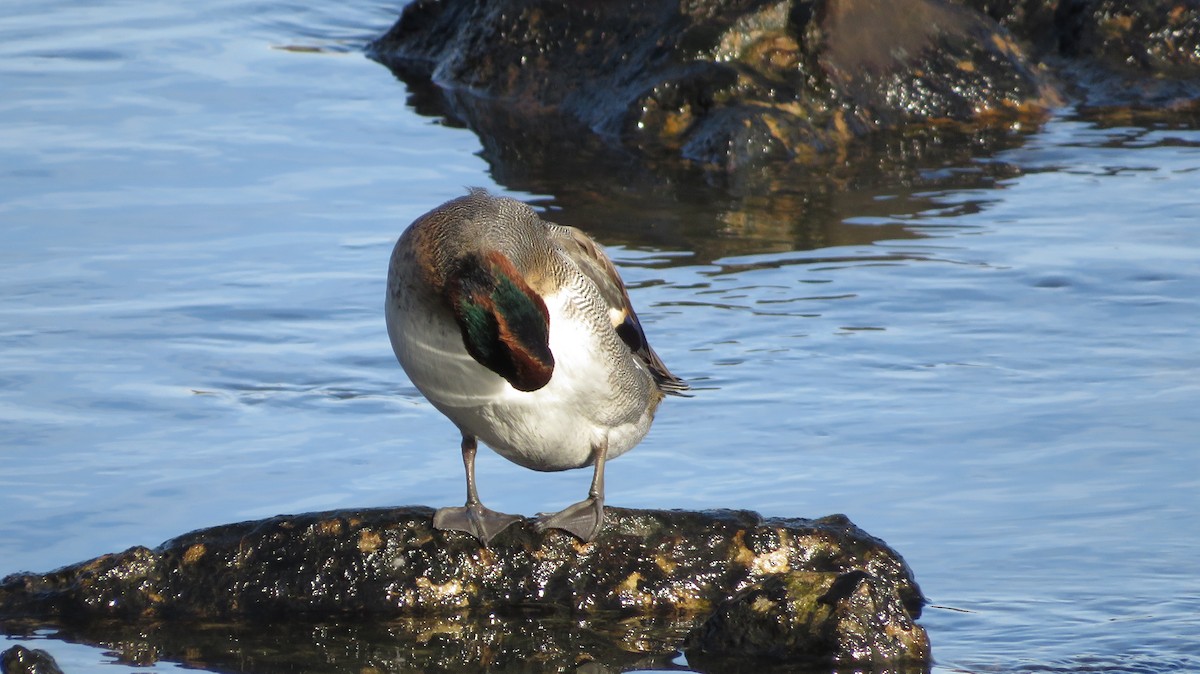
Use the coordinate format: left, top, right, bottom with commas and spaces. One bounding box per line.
552, 225, 690, 396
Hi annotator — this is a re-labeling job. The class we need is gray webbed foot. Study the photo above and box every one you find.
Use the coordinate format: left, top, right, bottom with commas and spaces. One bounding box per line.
434, 503, 522, 545
534, 496, 605, 542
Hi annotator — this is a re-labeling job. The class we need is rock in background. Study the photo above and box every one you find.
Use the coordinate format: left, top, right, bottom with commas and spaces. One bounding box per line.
964, 0, 1200, 110
370, 0, 1063, 171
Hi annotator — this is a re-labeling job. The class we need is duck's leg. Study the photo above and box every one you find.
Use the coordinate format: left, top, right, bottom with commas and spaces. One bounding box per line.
434, 434, 522, 545
534, 439, 607, 542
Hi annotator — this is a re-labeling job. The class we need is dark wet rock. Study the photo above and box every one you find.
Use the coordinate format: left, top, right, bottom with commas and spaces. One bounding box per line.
970, 0, 1200, 74
1059, 0, 1200, 74
1, 646, 63, 674
961, 0, 1200, 109
1, 507, 927, 668
1055, 0, 1200, 109
369, 0, 1059, 171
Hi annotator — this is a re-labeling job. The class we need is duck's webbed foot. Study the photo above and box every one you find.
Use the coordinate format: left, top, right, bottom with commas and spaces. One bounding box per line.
534, 440, 608, 543
436, 433, 522, 545
533, 495, 605, 542
434, 503, 522, 544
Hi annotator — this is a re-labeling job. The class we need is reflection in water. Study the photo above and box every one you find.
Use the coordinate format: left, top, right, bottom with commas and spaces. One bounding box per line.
383, 61, 1031, 263
15, 615, 695, 674
10, 612, 939, 673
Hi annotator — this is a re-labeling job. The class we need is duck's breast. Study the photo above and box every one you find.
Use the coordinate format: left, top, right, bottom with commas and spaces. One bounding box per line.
466, 287, 658, 471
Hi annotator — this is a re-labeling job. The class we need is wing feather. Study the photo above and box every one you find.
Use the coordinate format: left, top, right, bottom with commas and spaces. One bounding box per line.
552, 226, 689, 396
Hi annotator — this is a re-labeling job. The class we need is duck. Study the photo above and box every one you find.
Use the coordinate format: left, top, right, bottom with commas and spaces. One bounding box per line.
385, 188, 688, 544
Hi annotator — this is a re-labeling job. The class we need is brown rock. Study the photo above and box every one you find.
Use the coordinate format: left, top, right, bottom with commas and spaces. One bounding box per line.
1, 507, 927, 668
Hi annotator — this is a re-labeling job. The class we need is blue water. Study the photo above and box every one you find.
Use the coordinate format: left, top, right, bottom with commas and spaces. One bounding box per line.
2, 1, 1199, 673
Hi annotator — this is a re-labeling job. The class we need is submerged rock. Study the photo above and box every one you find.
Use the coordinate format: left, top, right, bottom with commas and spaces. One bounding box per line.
0, 507, 927, 668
